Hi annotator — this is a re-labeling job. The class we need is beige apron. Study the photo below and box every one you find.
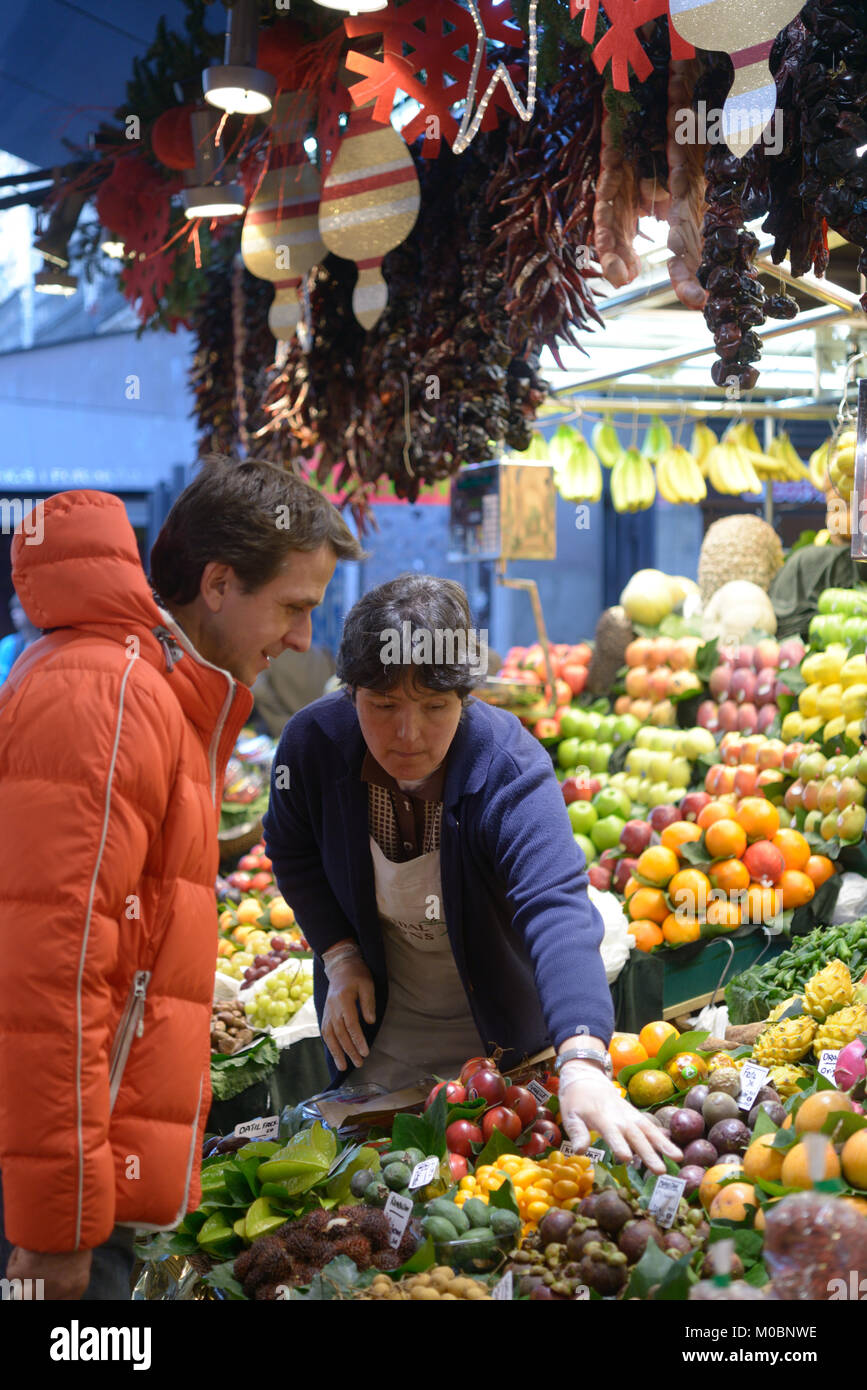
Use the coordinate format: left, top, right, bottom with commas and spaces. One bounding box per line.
350, 835, 483, 1091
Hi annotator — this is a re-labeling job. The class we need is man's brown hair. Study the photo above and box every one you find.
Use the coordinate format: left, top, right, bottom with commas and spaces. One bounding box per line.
150, 456, 363, 605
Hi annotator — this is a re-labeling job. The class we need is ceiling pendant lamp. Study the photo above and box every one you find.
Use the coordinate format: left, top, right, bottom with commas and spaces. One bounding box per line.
182, 108, 246, 219
203, 0, 276, 117
313, 1, 387, 11
34, 187, 87, 268
34, 267, 78, 296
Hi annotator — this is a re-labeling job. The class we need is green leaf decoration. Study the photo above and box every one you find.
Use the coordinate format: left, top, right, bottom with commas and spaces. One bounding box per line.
324, 1146, 381, 1205
210, 1034, 280, 1102
679, 836, 712, 867
751, 1107, 780, 1139
202, 1259, 247, 1300
391, 1109, 444, 1160
488, 1176, 521, 1220
821, 1110, 867, 1142
652, 1250, 696, 1301
623, 1238, 676, 1299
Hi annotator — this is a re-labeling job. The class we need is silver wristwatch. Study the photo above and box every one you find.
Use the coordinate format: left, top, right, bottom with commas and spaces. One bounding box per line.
554, 1046, 613, 1079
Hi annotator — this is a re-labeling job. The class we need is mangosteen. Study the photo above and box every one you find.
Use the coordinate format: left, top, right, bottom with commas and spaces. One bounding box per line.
684, 1085, 709, 1115
663, 1230, 693, 1255
579, 1193, 603, 1220
682, 1138, 718, 1169
707, 1118, 751, 1154
700, 1250, 744, 1280
618, 1218, 665, 1262
594, 1189, 633, 1235
668, 1108, 706, 1147
538, 1207, 577, 1247
566, 1221, 602, 1261
678, 1164, 707, 1197
579, 1244, 629, 1296
702, 1091, 741, 1127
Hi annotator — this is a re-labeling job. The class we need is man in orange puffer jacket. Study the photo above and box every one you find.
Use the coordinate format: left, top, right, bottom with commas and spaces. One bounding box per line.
0, 458, 361, 1299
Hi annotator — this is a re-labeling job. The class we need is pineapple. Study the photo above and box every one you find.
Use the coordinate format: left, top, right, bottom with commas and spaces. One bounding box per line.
752, 1016, 817, 1067
803, 959, 853, 1022
767, 1064, 810, 1099
813, 1003, 867, 1056
766, 996, 802, 1023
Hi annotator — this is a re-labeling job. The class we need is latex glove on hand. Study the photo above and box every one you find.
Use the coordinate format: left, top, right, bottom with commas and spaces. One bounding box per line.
558, 1062, 682, 1175
320, 943, 376, 1072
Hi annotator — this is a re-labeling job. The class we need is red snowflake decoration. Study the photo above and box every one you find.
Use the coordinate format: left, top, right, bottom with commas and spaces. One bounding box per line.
343, 1, 527, 157
571, 0, 694, 89
120, 247, 179, 326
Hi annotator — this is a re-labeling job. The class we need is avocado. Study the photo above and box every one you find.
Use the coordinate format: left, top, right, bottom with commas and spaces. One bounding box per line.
462, 1196, 492, 1228
383, 1161, 412, 1191
422, 1215, 459, 1242
427, 1199, 470, 1233
489, 1207, 521, 1236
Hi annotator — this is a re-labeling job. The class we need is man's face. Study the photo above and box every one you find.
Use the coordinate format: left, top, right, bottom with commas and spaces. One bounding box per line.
197, 545, 337, 687
355, 678, 463, 783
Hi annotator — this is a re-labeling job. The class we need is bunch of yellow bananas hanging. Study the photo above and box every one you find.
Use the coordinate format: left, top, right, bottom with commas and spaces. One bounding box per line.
591, 417, 622, 468
548, 425, 603, 503
610, 446, 656, 512
765, 430, 812, 482
698, 422, 769, 495
655, 444, 707, 503
827, 428, 857, 499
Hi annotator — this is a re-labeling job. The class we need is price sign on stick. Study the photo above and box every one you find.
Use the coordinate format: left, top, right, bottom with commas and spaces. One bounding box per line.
648, 1174, 686, 1229
737, 1063, 770, 1111
818, 1050, 840, 1084
491, 1270, 513, 1301
585, 1147, 606, 1164
384, 1191, 414, 1249
409, 1157, 439, 1190
233, 1115, 279, 1140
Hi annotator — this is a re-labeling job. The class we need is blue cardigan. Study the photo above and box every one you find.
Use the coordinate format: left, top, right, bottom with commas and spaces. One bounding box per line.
263, 691, 614, 1083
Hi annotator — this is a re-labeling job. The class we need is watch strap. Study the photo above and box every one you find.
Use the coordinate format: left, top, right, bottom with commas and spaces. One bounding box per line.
555, 1046, 612, 1078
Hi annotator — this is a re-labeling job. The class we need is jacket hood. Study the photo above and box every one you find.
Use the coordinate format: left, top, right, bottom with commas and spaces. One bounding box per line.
12, 490, 162, 637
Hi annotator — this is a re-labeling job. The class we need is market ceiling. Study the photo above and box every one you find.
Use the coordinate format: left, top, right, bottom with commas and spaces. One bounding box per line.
0, 0, 221, 169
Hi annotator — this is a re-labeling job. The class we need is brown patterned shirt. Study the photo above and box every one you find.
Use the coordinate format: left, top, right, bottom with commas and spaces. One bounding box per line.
362, 749, 445, 862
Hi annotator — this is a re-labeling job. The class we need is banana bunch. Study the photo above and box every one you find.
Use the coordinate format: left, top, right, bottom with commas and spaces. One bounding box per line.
827, 427, 857, 499
809, 438, 830, 492
766, 430, 811, 482
690, 421, 718, 477
641, 417, 673, 462
611, 447, 656, 512
655, 444, 707, 504
548, 426, 603, 503
704, 432, 763, 496
726, 421, 789, 481
591, 417, 622, 468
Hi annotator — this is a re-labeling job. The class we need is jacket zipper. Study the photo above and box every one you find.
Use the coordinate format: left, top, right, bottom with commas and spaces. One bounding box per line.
108, 970, 151, 1112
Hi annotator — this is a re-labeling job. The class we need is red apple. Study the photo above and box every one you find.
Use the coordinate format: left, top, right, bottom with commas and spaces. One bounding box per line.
238, 853, 262, 871
757, 768, 785, 801
459, 1056, 498, 1086
733, 765, 758, 797
708, 664, 733, 700
447, 1151, 468, 1181
781, 742, 804, 772
679, 791, 711, 822
562, 664, 588, 696
737, 703, 759, 734
743, 840, 785, 886
445, 1120, 484, 1156
733, 645, 755, 670
505, 1085, 540, 1129
466, 1067, 507, 1106
729, 669, 757, 705
757, 705, 778, 733
531, 1117, 562, 1149
648, 804, 682, 833
754, 639, 780, 670
705, 764, 724, 796
757, 740, 784, 770
599, 848, 621, 870
717, 700, 740, 733
533, 718, 560, 740
620, 820, 654, 856
697, 700, 720, 732
755, 668, 778, 707
588, 863, 613, 891
613, 856, 639, 894
784, 779, 804, 812
482, 1106, 523, 1143
570, 643, 593, 666
722, 738, 743, 767
778, 638, 806, 670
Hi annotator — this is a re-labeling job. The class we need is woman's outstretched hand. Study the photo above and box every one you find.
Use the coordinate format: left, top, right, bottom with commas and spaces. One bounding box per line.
558, 1062, 682, 1175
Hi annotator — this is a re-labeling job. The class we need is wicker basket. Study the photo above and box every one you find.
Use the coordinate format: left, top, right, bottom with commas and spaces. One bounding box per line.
218, 816, 264, 864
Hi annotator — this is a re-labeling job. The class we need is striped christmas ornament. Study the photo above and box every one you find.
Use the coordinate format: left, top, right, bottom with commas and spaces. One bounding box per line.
318, 104, 420, 331
668, 0, 803, 156
241, 92, 325, 341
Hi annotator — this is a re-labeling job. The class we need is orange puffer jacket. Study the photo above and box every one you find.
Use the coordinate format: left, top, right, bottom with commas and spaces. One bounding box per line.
0, 490, 252, 1252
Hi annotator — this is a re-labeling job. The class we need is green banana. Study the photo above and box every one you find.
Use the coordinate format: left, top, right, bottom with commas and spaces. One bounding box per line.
592, 416, 622, 468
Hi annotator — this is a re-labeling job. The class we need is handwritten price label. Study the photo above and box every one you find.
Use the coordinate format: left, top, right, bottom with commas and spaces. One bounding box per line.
384, 1191, 414, 1249
233, 1115, 279, 1140
527, 1079, 551, 1104
818, 1050, 840, 1084
737, 1063, 770, 1111
586, 1147, 606, 1164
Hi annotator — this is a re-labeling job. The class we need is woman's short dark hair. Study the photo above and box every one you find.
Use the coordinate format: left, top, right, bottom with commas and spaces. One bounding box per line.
150, 455, 363, 605
336, 574, 487, 699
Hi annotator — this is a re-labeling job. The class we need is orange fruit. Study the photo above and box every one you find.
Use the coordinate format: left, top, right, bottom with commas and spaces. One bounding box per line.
216, 938, 236, 958
781, 1138, 841, 1189
709, 857, 750, 893
704, 817, 747, 861
736, 797, 780, 842
627, 886, 670, 925
805, 854, 835, 888
218, 908, 236, 931
635, 845, 680, 888
269, 898, 295, 928
705, 895, 743, 929
772, 828, 811, 871
628, 919, 665, 952
742, 1133, 785, 1183
236, 898, 264, 924
794, 1090, 853, 1136
665, 1051, 708, 1088
709, 1181, 758, 1223
743, 882, 783, 923
778, 869, 816, 910
697, 801, 733, 831
609, 1033, 648, 1076
843, 1195, 867, 1217
841, 1131, 867, 1189
661, 821, 703, 855
627, 1069, 676, 1107
662, 912, 701, 945
782, 1114, 793, 1130
639, 1020, 679, 1057
623, 876, 639, 899
668, 868, 712, 917
700, 1162, 744, 1211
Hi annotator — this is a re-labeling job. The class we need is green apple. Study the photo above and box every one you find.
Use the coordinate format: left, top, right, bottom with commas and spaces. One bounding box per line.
612, 713, 640, 745
680, 727, 717, 759
574, 832, 597, 864
558, 708, 585, 740
634, 728, 655, 750
648, 752, 671, 782
646, 781, 671, 808
595, 716, 616, 743
576, 740, 597, 766
558, 737, 581, 769
568, 801, 598, 835
587, 743, 614, 774
570, 711, 600, 740
590, 815, 626, 852
668, 757, 692, 789
624, 775, 642, 802
593, 786, 632, 820
626, 748, 653, 777
608, 771, 628, 787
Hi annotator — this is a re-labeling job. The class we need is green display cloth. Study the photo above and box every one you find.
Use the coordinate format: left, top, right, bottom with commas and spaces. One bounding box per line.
207, 1036, 331, 1135
768, 546, 867, 641
610, 951, 664, 1032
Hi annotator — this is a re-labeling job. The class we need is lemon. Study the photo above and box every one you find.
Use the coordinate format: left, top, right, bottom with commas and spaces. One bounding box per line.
798, 683, 821, 718
817, 683, 843, 723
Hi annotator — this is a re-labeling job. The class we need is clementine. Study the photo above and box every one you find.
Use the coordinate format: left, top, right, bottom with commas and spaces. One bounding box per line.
772, 828, 811, 872
661, 821, 703, 855
638, 1019, 679, 1056
777, 868, 816, 910
662, 912, 701, 946
705, 895, 743, 929
635, 845, 680, 887
736, 796, 780, 842
697, 801, 733, 831
704, 817, 748, 861
709, 857, 750, 893
743, 882, 783, 923
628, 919, 665, 952
609, 1033, 648, 1077
668, 868, 712, 918
805, 854, 836, 888
627, 887, 670, 925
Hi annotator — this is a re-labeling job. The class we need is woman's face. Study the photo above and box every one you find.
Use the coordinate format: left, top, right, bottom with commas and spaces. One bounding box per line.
355, 680, 463, 782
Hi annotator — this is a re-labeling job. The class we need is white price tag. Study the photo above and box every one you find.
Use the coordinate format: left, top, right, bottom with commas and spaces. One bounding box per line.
527, 1078, 551, 1104
491, 1270, 513, 1300
648, 1174, 686, 1229
818, 1049, 840, 1084
384, 1191, 414, 1249
737, 1063, 770, 1111
586, 1147, 606, 1164
409, 1157, 440, 1190
233, 1115, 280, 1140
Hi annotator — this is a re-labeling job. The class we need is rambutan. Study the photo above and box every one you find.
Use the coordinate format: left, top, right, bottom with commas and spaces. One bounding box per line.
371, 1249, 401, 1271
283, 1228, 318, 1261
330, 1235, 372, 1267
233, 1248, 254, 1283
356, 1208, 390, 1246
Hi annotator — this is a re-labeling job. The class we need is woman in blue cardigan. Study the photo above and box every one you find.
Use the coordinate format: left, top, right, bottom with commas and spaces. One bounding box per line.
264, 575, 678, 1172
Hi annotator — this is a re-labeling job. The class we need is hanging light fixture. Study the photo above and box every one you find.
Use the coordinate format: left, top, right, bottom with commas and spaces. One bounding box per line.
313, 1, 387, 11
100, 239, 127, 259
33, 187, 87, 268
34, 267, 78, 296
182, 108, 246, 219
203, 0, 276, 116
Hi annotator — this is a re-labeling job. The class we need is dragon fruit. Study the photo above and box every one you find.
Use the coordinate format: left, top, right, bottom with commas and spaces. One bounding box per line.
834, 1035, 867, 1091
